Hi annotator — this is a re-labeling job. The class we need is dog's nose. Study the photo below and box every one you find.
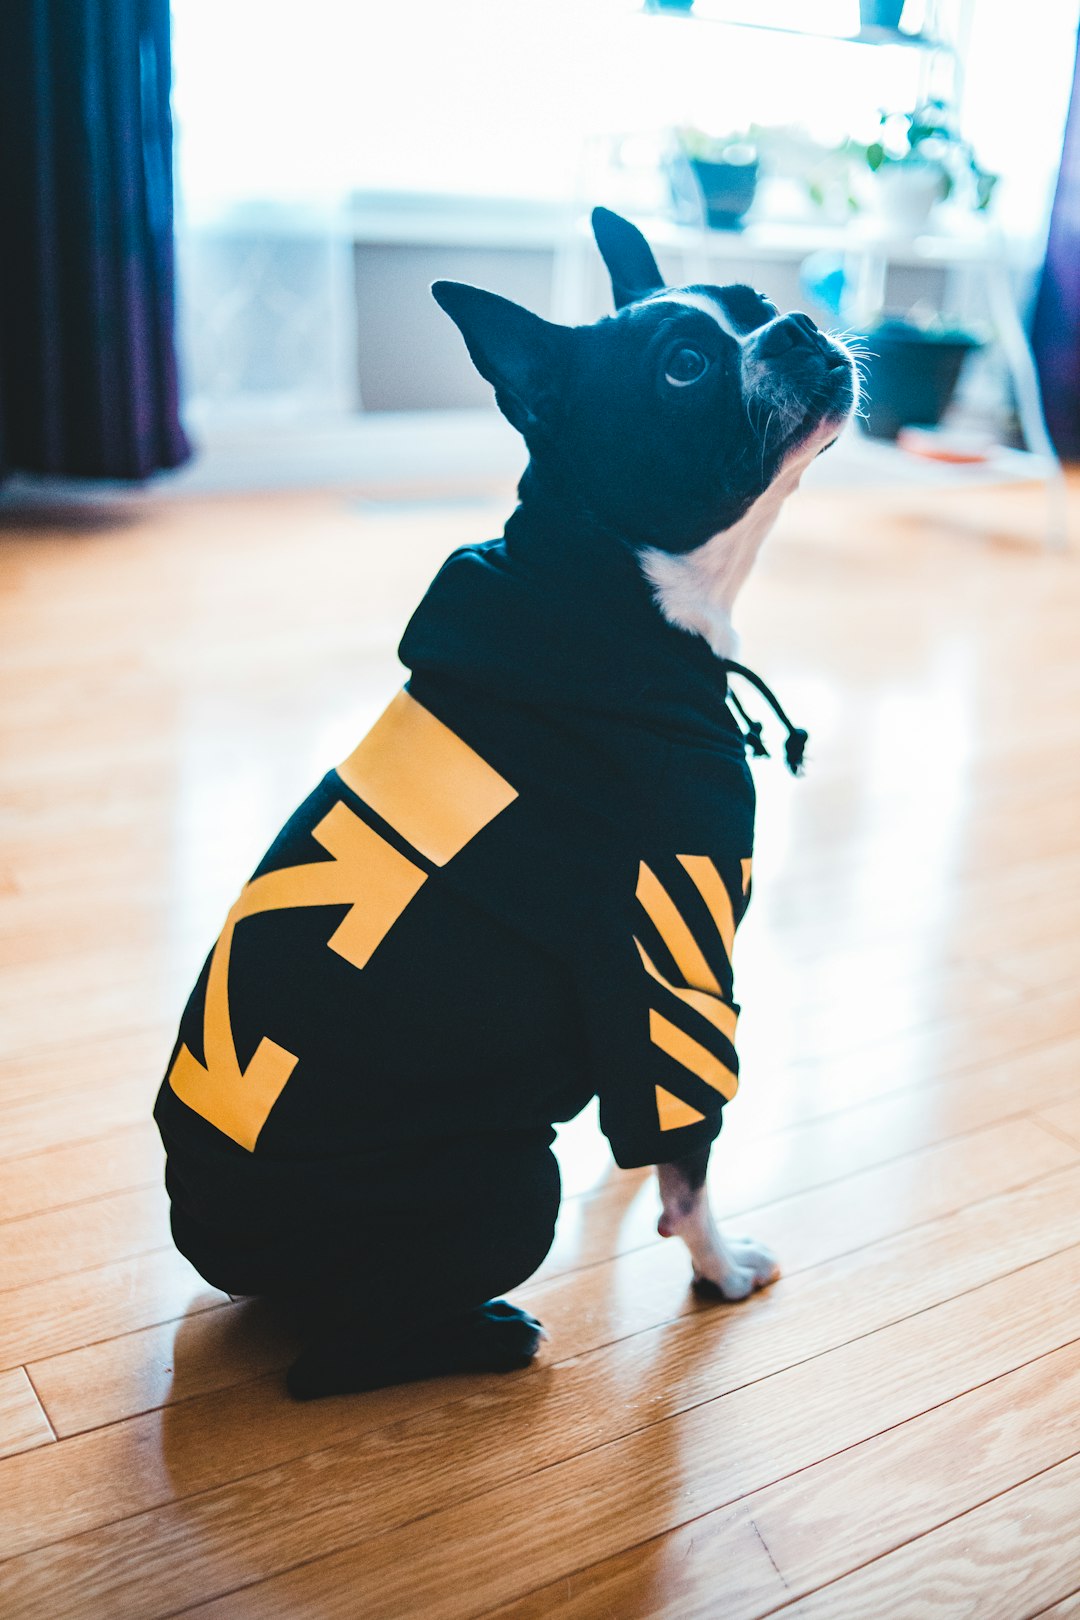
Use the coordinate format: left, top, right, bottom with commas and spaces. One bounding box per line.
756, 311, 823, 359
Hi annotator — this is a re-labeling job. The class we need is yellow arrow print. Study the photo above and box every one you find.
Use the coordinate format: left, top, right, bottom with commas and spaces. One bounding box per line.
168, 689, 519, 1151
167, 799, 427, 1151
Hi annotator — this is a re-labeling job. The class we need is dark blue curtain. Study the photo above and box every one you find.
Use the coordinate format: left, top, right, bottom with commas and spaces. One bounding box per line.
0, 0, 191, 480
1033, 22, 1080, 461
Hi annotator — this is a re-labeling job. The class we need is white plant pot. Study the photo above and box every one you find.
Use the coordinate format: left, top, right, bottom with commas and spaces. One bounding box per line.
870, 164, 945, 234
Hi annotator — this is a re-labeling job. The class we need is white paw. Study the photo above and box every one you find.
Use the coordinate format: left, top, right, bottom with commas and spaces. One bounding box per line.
693, 1238, 781, 1303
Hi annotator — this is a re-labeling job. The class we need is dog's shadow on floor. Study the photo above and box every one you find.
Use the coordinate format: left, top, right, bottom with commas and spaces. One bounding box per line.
155, 1296, 302, 1487
155, 1167, 657, 1505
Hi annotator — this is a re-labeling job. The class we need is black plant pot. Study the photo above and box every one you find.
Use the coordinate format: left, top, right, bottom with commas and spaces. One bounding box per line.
686, 155, 759, 230
859, 320, 982, 440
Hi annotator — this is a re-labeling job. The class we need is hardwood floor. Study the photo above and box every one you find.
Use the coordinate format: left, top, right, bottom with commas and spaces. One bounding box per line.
1, 469, 1079, 1617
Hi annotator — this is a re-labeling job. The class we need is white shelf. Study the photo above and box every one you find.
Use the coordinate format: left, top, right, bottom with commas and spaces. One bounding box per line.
612, 213, 1039, 272
641, 2, 944, 49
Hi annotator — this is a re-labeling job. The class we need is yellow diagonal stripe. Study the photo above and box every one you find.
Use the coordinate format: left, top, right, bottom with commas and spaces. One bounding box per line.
636, 863, 721, 996
677, 854, 736, 964
634, 939, 738, 1044
741, 857, 753, 896
168, 800, 427, 1151
655, 1085, 707, 1132
337, 689, 518, 866
649, 1009, 739, 1102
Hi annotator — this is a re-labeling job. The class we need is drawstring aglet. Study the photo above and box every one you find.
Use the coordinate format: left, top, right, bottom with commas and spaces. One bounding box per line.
723, 659, 810, 777
784, 727, 809, 776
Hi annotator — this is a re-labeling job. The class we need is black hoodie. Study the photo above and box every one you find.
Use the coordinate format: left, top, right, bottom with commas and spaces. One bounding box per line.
155, 507, 758, 1245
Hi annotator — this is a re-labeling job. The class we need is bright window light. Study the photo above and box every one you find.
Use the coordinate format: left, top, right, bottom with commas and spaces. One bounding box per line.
172, 0, 1076, 242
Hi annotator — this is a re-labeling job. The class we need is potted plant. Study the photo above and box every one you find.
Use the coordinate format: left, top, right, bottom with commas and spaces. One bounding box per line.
859, 313, 984, 440
669, 127, 759, 230
860, 100, 998, 232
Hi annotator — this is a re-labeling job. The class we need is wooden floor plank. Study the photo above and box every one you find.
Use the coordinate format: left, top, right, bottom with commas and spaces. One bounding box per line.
1037, 1096, 1080, 1149
757, 842, 1080, 952
29, 1299, 304, 1441
3, 1205, 1079, 1613
488, 1339, 1080, 1620
762, 781, 1080, 909
682, 1118, 1076, 1281
733, 962, 1023, 1079
0, 1186, 171, 1293
1031, 1596, 1080, 1619
96, 1244, 1080, 1620
734, 982, 1080, 1139
719, 1033, 1080, 1190
1007, 933, 1080, 998
0, 1024, 168, 1110
0, 1071, 159, 1162
0, 1368, 54, 1461
0, 1246, 225, 1372
0, 951, 181, 1065
766, 1452, 1080, 1619
3, 479, 1079, 1617
27, 1114, 1075, 1439
0, 1123, 163, 1224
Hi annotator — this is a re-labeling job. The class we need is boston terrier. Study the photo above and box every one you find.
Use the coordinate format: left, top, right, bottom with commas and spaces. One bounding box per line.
154, 208, 857, 1400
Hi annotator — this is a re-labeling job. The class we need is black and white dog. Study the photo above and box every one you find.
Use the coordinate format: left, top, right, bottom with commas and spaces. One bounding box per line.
155, 209, 857, 1399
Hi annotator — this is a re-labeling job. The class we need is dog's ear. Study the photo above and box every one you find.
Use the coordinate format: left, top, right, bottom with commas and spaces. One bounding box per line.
432, 281, 569, 435
592, 207, 665, 310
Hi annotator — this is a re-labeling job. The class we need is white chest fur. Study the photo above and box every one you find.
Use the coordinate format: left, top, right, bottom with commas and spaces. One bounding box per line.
638, 426, 832, 657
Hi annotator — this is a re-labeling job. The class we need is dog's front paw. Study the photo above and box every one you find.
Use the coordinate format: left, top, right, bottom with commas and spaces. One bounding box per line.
692, 1238, 781, 1303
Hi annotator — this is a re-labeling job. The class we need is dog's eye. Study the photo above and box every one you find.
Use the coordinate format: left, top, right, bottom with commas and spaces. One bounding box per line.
665, 347, 709, 387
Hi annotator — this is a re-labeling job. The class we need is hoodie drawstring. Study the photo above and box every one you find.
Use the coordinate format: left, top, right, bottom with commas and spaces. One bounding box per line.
725, 687, 769, 759
722, 660, 809, 777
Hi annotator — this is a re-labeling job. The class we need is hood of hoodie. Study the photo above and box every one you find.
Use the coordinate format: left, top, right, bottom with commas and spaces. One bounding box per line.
397, 503, 744, 750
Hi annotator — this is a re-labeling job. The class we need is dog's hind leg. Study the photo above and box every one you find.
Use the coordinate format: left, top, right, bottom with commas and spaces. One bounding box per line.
286, 1131, 561, 1401
286, 1298, 546, 1400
